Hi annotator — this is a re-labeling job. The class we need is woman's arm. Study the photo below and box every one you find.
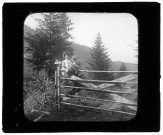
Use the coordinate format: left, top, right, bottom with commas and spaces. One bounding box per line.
61, 61, 68, 72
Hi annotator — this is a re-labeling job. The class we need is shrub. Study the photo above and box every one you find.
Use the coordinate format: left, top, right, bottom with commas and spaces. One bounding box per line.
24, 69, 55, 115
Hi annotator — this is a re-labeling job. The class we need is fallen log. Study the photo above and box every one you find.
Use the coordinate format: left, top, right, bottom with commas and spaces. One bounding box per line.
31, 109, 50, 115
34, 114, 46, 122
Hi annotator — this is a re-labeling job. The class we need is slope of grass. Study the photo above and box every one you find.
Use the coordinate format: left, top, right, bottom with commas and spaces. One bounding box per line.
37, 85, 137, 121
39, 104, 135, 121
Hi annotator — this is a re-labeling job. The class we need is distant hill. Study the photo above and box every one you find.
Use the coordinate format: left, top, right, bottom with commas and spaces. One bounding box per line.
24, 25, 138, 75
71, 43, 137, 71
111, 61, 137, 71
71, 42, 91, 70
24, 25, 35, 37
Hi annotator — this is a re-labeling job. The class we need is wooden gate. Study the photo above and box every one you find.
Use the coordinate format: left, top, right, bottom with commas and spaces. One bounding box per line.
55, 62, 138, 115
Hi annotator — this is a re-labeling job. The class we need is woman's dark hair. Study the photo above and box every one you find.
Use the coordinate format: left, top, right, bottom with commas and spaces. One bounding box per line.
63, 51, 70, 59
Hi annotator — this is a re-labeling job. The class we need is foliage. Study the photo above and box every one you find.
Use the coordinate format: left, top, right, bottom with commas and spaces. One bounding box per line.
87, 33, 114, 81
39, 105, 134, 121
25, 13, 74, 78
24, 69, 55, 114
117, 62, 128, 78
135, 40, 138, 59
72, 57, 86, 79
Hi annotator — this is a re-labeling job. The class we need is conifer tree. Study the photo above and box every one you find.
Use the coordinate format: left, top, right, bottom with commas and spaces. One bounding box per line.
135, 40, 138, 63
118, 62, 127, 78
87, 33, 113, 81
25, 13, 74, 77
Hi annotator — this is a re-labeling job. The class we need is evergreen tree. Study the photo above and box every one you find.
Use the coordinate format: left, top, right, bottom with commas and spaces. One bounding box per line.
135, 40, 138, 63
87, 33, 113, 81
118, 62, 127, 78
25, 13, 74, 78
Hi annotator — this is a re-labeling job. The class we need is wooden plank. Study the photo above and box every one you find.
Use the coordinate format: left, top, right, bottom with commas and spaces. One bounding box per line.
60, 76, 137, 84
61, 102, 136, 115
61, 74, 137, 89
109, 93, 137, 111
62, 75, 98, 89
31, 109, 50, 115
61, 85, 138, 95
34, 114, 45, 122
56, 65, 61, 110
109, 94, 137, 105
24, 79, 52, 104
60, 94, 137, 106
79, 70, 138, 73
60, 69, 138, 73
54, 61, 62, 64
127, 106, 137, 111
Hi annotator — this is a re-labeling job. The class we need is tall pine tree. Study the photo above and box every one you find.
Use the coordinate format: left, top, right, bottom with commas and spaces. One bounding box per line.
25, 13, 74, 77
118, 62, 127, 78
135, 40, 138, 63
88, 33, 113, 81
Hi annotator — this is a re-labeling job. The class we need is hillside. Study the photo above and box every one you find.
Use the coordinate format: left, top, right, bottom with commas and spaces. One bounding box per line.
71, 42, 91, 70
71, 43, 137, 71
24, 25, 138, 73
111, 61, 137, 71
24, 25, 35, 37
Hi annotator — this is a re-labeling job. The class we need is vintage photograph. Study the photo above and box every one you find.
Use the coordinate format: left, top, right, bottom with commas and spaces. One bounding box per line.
23, 13, 138, 122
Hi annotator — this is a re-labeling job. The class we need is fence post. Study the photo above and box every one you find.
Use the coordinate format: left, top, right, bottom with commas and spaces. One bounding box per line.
56, 64, 61, 110
54, 70, 57, 107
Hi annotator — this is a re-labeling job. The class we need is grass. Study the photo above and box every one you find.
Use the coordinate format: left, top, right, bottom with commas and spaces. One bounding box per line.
39, 104, 135, 121
37, 86, 136, 121
24, 76, 137, 122
25, 111, 41, 121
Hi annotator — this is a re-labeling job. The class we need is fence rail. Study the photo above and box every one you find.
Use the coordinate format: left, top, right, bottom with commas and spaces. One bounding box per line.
60, 69, 138, 73
79, 70, 138, 73
61, 85, 138, 94
60, 77, 138, 84
61, 102, 136, 115
24, 79, 53, 105
60, 94, 137, 106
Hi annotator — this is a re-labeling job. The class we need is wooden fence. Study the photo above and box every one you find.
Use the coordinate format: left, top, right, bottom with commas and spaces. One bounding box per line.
55, 63, 138, 116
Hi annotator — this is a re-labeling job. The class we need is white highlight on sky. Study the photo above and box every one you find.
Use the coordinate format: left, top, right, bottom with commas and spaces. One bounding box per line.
24, 13, 138, 63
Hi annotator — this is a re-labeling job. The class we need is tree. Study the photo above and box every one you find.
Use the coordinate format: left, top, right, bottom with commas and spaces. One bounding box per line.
25, 13, 74, 78
87, 33, 113, 81
118, 62, 127, 78
73, 57, 86, 79
135, 40, 138, 63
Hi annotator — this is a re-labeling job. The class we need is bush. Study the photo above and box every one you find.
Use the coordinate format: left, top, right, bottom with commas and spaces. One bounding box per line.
24, 69, 55, 115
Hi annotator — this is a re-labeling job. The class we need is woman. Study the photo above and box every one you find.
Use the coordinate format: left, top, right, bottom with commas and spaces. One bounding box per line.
61, 52, 71, 76
61, 52, 81, 95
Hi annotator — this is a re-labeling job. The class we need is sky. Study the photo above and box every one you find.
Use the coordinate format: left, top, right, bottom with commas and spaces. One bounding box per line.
24, 13, 138, 64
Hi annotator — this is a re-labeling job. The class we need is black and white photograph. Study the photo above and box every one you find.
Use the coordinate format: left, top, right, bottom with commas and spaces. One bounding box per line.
24, 13, 138, 122
2, 2, 160, 132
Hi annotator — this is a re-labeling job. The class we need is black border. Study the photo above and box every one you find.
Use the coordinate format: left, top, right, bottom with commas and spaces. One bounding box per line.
3, 2, 160, 132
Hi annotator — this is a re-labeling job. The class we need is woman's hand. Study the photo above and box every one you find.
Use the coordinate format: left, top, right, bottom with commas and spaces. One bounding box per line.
61, 68, 68, 73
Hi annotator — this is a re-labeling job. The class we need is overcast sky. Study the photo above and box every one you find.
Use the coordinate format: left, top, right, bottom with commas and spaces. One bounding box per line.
24, 13, 138, 63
